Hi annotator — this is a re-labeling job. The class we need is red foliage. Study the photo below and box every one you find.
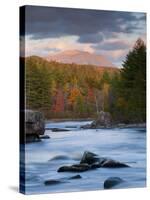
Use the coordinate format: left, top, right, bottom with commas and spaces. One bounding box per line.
51, 89, 64, 113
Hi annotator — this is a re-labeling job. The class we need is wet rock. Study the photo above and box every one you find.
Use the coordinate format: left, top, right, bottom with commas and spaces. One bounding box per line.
25, 110, 45, 135
25, 134, 41, 143
57, 150, 130, 174
57, 163, 91, 172
91, 162, 101, 169
100, 159, 129, 168
80, 151, 130, 168
40, 135, 50, 139
80, 123, 92, 129
49, 155, 70, 161
44, 174, 82, 185
65, 126, 77, 128
24, 110, 45, 143
44, 179, 63, 185
104, 177, 125, 189
80, 151, 99, 165
51, 128, 70, 132
68, 175, 82, 179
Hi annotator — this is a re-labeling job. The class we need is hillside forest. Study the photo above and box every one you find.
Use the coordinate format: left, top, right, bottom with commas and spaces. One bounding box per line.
24, 39, 146, 123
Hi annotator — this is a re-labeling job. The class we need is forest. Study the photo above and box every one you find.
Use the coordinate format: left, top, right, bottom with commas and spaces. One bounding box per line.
24, 39, 146, 123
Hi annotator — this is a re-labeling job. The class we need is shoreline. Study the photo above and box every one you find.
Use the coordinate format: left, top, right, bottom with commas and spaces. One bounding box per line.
80, 122, 146, 129
45, 118, 94, 123
45, 118, 146, 129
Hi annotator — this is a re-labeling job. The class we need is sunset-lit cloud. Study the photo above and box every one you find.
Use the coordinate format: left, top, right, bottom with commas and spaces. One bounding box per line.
25, 35, 94, 57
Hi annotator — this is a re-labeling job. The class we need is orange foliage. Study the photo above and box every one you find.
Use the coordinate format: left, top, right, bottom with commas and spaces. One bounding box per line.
68, 87, 81, 106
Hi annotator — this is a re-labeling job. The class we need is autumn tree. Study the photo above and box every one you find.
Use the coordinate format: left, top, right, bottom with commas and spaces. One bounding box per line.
51, 89, 64, 113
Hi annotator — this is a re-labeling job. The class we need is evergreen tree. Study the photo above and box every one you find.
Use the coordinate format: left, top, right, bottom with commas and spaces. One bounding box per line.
120, 38, 146, 122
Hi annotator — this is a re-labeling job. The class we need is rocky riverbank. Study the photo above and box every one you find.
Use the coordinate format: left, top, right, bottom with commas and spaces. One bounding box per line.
81, 111, 146, 129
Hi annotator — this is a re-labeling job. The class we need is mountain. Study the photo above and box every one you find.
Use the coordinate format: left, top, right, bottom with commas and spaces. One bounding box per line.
46, 50, 115, 67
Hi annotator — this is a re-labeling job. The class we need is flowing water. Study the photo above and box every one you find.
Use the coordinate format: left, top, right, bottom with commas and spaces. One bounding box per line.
22, 121, 146, 194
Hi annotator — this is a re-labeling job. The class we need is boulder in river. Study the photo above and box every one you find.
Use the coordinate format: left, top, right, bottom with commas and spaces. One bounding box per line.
57, 151, 130, 173
44, 179, 63, 185
25, 110, 45, 135
80, 151, 129, 168
25, 135, 41, 143
65, 126, 77, 128
100, 159, 129, 168
80, 151, 99, 165
49, 155, 70, 161
40, 135, 50, 139
25, 110, 45, 143
68, 175, 82, 179
44, 174, 82, 185
81, 111, 112, 129
57, 163, 91, 172
91, 162, 102, 169
50, 128, 70, 132
104, 177, 125, 189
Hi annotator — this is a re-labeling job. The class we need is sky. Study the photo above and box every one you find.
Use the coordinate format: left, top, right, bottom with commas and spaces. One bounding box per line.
22, 5, 146, 67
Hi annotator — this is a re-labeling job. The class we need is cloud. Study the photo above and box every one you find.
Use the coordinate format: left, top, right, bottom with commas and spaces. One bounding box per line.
23, 6, 146, 66
93, 40, 130, 51
78, 33, 103, 43
24, 5, 146, 42
25, 35, 94, 57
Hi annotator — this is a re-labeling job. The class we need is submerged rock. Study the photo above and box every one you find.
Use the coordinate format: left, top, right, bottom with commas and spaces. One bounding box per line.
44, 174, 82, 185
44, 179, 63, 185
51, 128, 70, 132
57, 163, 91, 172
65, 126, 77, 128
104, 177, 125, 189
49, 155, 70, 161
68, 175, 82, 179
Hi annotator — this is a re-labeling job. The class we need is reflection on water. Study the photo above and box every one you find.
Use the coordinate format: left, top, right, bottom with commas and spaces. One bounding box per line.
22, 121, 146, 194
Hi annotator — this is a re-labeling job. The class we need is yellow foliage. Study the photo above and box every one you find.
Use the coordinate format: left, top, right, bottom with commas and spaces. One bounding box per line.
68, 87, 81, 105
102, 83, 110, 97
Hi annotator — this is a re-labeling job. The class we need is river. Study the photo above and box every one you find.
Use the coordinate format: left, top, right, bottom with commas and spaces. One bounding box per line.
23, 121, 146, 194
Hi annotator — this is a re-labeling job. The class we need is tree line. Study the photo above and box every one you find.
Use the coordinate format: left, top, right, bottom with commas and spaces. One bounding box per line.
24, 38, 146, 123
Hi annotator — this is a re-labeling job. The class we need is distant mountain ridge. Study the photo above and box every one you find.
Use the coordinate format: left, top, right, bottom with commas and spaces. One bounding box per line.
46, 50, 115, 67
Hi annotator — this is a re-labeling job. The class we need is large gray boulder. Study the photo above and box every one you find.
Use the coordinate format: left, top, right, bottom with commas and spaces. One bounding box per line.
25, 110, 45, 136
25, 110, 45, 143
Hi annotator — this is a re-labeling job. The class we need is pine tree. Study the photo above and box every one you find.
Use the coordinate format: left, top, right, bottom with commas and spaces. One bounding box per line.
121, 38, 146, 122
